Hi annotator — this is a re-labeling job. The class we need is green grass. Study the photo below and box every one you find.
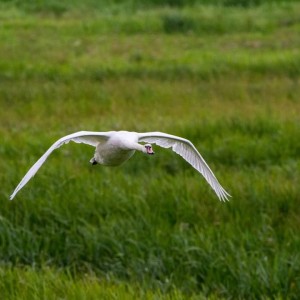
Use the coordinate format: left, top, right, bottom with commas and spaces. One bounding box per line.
0, 267, 215, 300
1, 1, 300, 299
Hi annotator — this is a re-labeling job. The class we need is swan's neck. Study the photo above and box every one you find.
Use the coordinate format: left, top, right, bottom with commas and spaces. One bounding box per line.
131, 143, 146, 153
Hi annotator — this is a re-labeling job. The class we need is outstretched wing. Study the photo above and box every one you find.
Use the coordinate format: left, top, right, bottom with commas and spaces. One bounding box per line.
138, 131, 230, 201
10, 131, 113, 200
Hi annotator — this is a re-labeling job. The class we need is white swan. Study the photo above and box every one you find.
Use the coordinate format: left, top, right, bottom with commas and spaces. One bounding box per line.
10, 131, 230, 201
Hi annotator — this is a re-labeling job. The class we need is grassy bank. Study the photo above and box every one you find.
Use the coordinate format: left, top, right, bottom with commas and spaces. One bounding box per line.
0, 1, 300, 299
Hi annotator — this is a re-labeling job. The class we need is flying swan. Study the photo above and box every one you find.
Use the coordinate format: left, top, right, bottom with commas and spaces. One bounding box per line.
10, 131, 230, 201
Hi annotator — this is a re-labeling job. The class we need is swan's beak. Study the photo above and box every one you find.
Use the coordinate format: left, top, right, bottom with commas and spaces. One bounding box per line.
147, 148, 155, 155
145, 144, 155, 155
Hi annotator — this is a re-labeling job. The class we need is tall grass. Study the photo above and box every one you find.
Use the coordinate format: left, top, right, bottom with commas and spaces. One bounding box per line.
1, 1, 300, 299
0, 267, 213, 299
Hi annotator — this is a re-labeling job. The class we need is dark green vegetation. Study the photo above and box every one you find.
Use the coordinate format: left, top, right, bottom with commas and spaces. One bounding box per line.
1, 0, 300, 298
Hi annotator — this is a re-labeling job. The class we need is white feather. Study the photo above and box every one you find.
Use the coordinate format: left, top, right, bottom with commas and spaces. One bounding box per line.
10, 130, 230, 201
138, 132, 230, 201
9, 131, 111, 200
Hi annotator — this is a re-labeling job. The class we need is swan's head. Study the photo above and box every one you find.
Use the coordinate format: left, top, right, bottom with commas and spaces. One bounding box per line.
144, 144, 154, 155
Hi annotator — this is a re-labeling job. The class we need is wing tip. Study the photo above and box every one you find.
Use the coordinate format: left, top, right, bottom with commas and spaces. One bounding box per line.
218, 190, 231, 202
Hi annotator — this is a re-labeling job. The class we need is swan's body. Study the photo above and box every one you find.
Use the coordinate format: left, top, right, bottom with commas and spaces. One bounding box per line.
10, 131, 230, 201
92, 131, 141, 166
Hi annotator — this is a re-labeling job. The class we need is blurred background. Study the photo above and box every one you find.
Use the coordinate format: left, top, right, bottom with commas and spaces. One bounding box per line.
0, 0, 300, 298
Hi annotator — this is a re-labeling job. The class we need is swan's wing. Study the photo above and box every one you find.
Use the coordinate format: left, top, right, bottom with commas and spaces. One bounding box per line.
10, 131, 113, 200
138, 132, 230, 201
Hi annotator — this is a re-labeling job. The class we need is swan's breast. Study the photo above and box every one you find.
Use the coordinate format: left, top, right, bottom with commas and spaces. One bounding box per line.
94, 133, 137, 166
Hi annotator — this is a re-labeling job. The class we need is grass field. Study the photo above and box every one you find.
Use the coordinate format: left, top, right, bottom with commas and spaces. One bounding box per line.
1, 0, 300, 298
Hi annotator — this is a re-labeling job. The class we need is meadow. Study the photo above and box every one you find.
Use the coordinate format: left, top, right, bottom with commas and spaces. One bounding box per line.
0, 0, 300, 298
